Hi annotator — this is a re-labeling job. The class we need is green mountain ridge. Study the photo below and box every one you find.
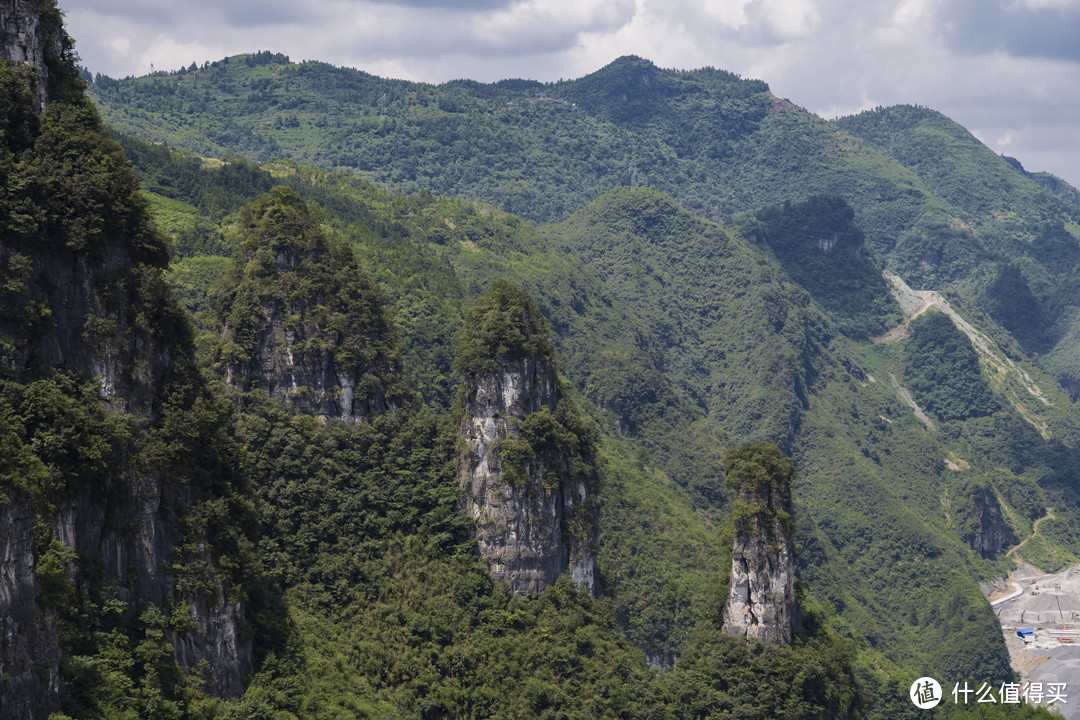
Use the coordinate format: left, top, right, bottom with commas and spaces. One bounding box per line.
86, 51, 1080, 394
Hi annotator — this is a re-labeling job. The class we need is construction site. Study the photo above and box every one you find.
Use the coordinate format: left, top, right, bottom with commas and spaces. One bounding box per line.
987, 562, 1080, 718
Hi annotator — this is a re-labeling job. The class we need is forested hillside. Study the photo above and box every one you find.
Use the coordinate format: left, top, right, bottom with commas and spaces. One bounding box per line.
86, 54, 1080, 278
87, 52, 1080, 395
109, 130, 1080, 717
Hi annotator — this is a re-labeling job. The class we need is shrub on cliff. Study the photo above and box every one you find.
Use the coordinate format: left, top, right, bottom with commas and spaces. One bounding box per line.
724, 441, 797, 536
453, 279, 555, 375
210, 186, 403, 398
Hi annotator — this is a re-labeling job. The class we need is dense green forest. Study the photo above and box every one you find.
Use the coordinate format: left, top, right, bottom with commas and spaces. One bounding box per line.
5, 6, 1080, 717
86, 54, 1080, 278
86, 51, 1080, 401
903, 311, 998, 422
100, 130, 1080, 717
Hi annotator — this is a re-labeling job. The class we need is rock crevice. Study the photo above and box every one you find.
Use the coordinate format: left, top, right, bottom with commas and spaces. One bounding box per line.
0, 7, 253, 712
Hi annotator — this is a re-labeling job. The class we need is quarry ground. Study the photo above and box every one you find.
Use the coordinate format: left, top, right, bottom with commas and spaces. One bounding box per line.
986, 562, 1080, 718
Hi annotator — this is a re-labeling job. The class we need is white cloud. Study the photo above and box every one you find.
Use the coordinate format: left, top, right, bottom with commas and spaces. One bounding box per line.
698, 0, 753, 30
759, 0, 822, 39
474, 0, 636, 52
894, 0, 933, 24
130, 34, 220, 75
872, 0, 934, 44
108, 36, 130, 55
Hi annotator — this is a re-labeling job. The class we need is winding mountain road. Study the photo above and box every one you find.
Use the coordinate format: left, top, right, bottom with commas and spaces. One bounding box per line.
1008, 508, 1056, 561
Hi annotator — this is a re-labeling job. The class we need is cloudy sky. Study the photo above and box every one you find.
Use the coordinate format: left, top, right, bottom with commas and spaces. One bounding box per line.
65, 0, 1080, 189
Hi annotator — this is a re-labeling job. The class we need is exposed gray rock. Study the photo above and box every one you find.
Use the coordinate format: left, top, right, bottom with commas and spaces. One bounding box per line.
61, 480, 251, 695
0, 501, 63, 720
959, 483, 1016, 556
722, 513, 798, 645
0, 4, 252, 710
721, 443, 799, 645
1061, 377, 1080, 402
0, 0, 62, 111
172, 597, 252, 697
459, 356, 599, 596
1, 472, 253, 716
222, 300, 399, 420
0, 244, 172, 417
217, 189, 403, 421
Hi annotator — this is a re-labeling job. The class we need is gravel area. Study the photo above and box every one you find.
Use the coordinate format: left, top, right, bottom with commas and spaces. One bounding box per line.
988, 564, 1080, 718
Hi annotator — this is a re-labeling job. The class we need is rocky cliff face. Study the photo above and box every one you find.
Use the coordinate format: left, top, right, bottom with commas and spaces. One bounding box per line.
456, 281, 599, 596
0, 237, 175, 417
957, 482, 1016, 557
0, 0, 62, 111
0, 501, 63, 719
722, 512, 798, 645
216, 187, 403, 420
0, 14, 173, 416
1058, 376, 1080, 402
172, 596, 251, 697
0, 8, 251, 714
1, 464, 253, 717
460, 356, 600, 595
721, 443, 799, 645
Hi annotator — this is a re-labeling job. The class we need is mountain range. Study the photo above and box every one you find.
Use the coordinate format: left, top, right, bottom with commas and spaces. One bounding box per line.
3, 3, 1080, 717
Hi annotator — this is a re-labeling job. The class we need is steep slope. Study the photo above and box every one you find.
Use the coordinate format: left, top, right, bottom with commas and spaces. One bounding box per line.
0, 0, 64, 111
137, 160, 865, 718
839, 106, 1080, 276
835, 105, 1068, 226
82, 55, 777, 229
546, 188, 827, 448
210, 186, 405, 418
9, 8, 1079, 718
456, 281, 600, 596
721, 443, 799, 646
85, 55, 1080, 286
754, 195, 902, 339
837, 105, 1080, 389
0, 7, 256, 718
548, 189, 1020, 683
107, 136, 1073, 713
145, 144, 1036, 687
871, 271, 1080, 574
85, 54, 1080, 444
119, 139, 719, 647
